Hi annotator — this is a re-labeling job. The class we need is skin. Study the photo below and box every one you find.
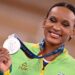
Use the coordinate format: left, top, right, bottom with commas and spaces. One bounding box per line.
42, 7, 75, 60
0, 48, 11, 72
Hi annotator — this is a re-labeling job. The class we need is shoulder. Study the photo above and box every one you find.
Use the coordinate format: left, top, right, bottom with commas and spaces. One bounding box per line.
24, 42, 40, 54
62, 54, 75, 70
66, 55, 75, 73
67, 55, 75, 64
63, 48, 75, 65
57, 54, 75, 74
58, 48, 75, 70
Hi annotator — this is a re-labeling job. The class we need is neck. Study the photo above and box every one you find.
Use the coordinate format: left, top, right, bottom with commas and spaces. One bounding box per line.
45, 41, 62, 53
42, 41, 63, 61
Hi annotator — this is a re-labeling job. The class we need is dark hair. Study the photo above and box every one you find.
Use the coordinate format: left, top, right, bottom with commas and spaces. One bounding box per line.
46, 2, 75, 18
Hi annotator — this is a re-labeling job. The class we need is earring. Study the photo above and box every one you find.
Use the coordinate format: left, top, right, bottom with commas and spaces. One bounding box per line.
68, 36, 72, 41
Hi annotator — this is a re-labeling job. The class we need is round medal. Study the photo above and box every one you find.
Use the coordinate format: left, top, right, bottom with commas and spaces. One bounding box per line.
3, 35, 21, 54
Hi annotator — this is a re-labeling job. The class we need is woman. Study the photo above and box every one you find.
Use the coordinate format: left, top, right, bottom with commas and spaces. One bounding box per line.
0, 2, 75, 75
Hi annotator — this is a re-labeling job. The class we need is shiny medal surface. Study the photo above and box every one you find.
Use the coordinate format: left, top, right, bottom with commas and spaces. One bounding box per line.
3, 34, 21, 54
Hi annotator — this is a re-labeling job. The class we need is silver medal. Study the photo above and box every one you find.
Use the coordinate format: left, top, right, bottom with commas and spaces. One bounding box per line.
3, 34, 21, 54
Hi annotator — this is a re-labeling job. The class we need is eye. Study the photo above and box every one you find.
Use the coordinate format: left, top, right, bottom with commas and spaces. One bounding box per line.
61, 20, 70, 27
49, 16, 57, 23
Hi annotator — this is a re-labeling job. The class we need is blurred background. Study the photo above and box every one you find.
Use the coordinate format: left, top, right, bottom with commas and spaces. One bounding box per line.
0, 0, 75, 57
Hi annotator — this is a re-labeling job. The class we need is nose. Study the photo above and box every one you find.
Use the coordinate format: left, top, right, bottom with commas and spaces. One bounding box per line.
52, 23, 61, 31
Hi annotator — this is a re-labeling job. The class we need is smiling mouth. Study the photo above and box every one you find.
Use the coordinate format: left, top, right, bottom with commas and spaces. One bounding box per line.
48, 30, 62, 39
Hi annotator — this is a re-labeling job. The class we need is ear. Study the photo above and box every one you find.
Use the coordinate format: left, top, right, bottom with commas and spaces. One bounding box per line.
68, 28, 74, 41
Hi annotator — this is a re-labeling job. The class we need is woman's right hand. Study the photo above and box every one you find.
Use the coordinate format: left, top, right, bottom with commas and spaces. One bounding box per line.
0, 48, 11, 72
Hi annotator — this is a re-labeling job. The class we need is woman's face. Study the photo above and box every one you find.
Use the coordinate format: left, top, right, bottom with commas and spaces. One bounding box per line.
43, 7, 75, 45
